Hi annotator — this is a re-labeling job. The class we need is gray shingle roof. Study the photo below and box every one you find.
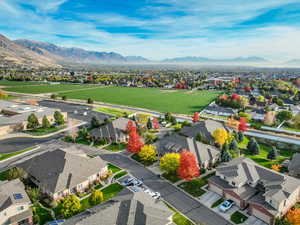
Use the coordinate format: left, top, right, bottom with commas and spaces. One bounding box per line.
156, 134, 220, 165
288, 153, 300, 174
19, 149, 107, 194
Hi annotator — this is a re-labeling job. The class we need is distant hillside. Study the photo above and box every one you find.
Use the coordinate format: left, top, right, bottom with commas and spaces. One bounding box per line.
15, 39, 128, 64
125, 56, 150, 62
285, 59, 300, 66
0, 34, 60, 68
163, 56, 268, 63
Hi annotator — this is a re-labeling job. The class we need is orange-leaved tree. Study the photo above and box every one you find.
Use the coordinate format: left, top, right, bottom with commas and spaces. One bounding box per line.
127, 126, 144, 153
286, 207, 300, 225
178, 150, 200, 181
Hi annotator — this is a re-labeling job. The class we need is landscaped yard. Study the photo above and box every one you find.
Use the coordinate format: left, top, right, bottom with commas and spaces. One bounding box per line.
230, 211, 248, 224
113, 171, 128, 179
32, 203, 54, 225
162, 173, 181, 183
104, 143, 127, 152
95, 106, 134, 117
211, 198, 224, 208
0, 146, 38, 161
0, 80, 44, 86
25, 126, 66, 136
238, 136, 294, 168
0, 170, 9, 181
178, 173, 215, 197
131, 153, 157, 166
166, 203, 195, 225
108, 163, 122, 173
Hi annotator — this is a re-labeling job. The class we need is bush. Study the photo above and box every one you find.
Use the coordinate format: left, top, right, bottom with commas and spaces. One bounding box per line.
87, 98, 94, 104
62, 95, 67, 101
50, 94, 57, 99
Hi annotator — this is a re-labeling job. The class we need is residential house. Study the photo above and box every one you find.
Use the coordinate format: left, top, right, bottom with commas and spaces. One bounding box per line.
19, 148, 108, 201
288, 153, 300, 178
290, 105, 300, 116
156, 134, 220, 169
208, 157, 300, 225
63, 189, 174, 225
250, 109, 265, 121
0, 179, 33, 225
202, 105, 236, 117
180, 119, 228, 144
90, 117, 132, 143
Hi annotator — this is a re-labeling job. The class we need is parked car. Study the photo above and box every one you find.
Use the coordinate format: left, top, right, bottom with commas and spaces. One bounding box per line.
130, 178, 143, 186
144, 189, 161, 199
219, 200, 234, 212
122, 178, 134, 186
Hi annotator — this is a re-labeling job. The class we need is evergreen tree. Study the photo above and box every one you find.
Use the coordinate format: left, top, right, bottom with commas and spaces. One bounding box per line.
267, 146, 278, 160
220, 148, 232, 162
54, 111, 65, 125
230, 139, 239, 152
247, 138, 260, 155
42, 116, 51, 129
237, 131, 244, 143
91, 116, 101, 128
147, 118, 153, 130
27, 113, 39, 130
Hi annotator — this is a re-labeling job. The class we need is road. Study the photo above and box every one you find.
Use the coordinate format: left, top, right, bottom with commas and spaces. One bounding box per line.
100, 152, 233, 225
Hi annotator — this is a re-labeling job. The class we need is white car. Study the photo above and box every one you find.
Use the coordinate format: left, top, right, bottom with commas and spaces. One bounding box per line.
144, 189, 161, 199
219, 200, 234, 212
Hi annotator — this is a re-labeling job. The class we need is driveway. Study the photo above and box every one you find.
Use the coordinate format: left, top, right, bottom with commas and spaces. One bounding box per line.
199, 191, 221, 207
243, 216, 268, 225
99, 152, 233, 225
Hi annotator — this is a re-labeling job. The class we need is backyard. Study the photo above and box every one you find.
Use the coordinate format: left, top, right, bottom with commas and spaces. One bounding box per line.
5, 84, 221, 114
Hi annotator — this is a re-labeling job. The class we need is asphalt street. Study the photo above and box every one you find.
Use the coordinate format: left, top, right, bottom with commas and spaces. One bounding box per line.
100, 152, 233, 225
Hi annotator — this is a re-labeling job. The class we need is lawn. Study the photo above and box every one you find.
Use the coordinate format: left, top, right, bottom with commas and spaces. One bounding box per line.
0, 146, 37, 161
0, 80, 44, 86
95, 106, 134, 117
32, 203, 54, 225
211, 198, 224, 208
238, 136, 294, 168
104, 143, 127, 152
230, 211, 248, 224
108, 163, 122, 173
113, 171, 128, 179
162, 173, 181, 183
0, 170, 9, 181
131, 153, 156, 166
166, 203, 195, 225
178, 173, 215, 197
4, 84, 96, 94
101, 183, 124, 201
25, 126, 65, 136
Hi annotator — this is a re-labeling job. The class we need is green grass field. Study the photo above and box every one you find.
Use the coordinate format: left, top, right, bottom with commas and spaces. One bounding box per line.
0, 80, 44, 86
4, 84, 96, 94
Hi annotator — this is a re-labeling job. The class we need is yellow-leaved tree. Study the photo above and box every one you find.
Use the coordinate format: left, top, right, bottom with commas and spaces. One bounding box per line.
212, 128, 229, 147
138, 145, 157, 162
159, 153, 180, 175
0, 90, 8, 99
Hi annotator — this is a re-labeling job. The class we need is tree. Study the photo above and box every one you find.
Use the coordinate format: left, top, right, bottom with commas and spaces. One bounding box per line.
212, 129, 229, 146
220, 148, 232, 162
7, 168, 25, 180
238, 117, 248, 132
54, 111, 65, 125
267, 146, 278, 160
78, 128, 89, 140
127, 128, 144, 153
178, 150, 200, 181
91, 116, 101, 128
27, 113, 39, 130
192, 112, 199, 123
50, 94, 57, 99
170, 116, 177, 125
165, 112, 172, 122
237, 131, 244, 143
62, 95, 67, 101
247, 138, 260, 155
138, 145, 157, 162
230, 139, 239, 153
271, 164, 282, 172
286, 208, 300, 225
226, 117, 239, 130
87, 98, 94, 104
159, 153, 180, 174
147, 118, 153, 130
126, 120, 135, 134
277, 110, 293, 122
42, 116, 51, 129
0, 90, 8, 99
27, 188, 41, 203
89, 189, 104, 206
61, 195, 81, 218
264, 111, 276, 126
153, 117, 159, 130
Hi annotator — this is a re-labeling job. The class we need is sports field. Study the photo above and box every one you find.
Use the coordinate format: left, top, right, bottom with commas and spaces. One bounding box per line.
4, 84, 96, 94
4, 83, 221, 114
59, 87, 220, 114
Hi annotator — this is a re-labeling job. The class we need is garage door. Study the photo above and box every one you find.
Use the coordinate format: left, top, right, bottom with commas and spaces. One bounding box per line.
225, 192, 241, 207
252, 208, 271, 224
208, 183, 223, 196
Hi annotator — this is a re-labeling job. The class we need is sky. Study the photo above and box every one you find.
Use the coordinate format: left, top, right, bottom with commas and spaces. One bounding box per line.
1, 0, 300, 61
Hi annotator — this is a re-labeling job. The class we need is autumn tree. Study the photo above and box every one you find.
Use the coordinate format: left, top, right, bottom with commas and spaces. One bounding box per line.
42, 116, 51, 129
226, 117, 239, 130
0, 90, 8, 99
267, 146, 278, 160
126, 120, 135, 134
192, 112, 199, 123
61, 195, 81, 218
238, 117, 248, 132
89, 189, 104, 206
27, 113, 39, 130
159, 153, 180, 175
138, 145, 157, 162
178, 150, 200, 181
127, 127, 144, 153
153, 117, 159, 130
271, 164, 282, 172
212, 129, 229, 147
286, 207, 300, 225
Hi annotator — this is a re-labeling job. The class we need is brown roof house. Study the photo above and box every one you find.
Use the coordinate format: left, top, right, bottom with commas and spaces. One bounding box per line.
0, 179, 33, 225
90, 118, 132, 143
156, 134, 220, 169
208, 157, 300, 225
19, 148, 108, 201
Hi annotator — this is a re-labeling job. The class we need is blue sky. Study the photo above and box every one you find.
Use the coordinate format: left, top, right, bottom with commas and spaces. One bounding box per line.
1, 0, 300, 60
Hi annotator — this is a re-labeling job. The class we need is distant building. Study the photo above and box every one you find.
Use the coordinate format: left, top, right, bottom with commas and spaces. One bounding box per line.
0, 179, 33, 225
202, 105, 236, 117
0, 100, 67, 136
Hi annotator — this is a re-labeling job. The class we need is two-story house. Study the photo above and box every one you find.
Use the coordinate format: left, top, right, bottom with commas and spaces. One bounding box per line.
0, 179, 33, 225
208, 157, 300, 225
19, 148, 108, 201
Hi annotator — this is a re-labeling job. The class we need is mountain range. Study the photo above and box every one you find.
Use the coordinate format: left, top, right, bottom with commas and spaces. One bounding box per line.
0, 34, 299, 68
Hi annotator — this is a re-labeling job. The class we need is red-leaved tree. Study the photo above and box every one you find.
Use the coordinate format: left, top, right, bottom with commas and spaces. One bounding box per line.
231, 93, 240, 101
238, 117, 248, 132
153, 117, 159, 130
192, 112, 199, 123
126, 121, 135, 134
178, 150, 200, 181
127, 128, 144, 153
